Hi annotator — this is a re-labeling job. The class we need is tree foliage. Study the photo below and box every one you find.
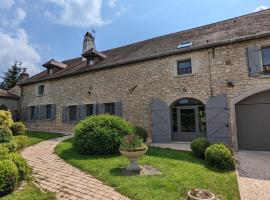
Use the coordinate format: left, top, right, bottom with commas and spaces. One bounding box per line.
0, 63, 21, 90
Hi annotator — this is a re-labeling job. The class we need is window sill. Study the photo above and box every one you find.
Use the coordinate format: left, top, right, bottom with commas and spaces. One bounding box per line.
174, 73, 196, 78
37, 94, 45, 97
259, 74, 270, 79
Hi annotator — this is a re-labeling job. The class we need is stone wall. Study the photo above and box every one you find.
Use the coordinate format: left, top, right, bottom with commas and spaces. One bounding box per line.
21, 36, 270, 143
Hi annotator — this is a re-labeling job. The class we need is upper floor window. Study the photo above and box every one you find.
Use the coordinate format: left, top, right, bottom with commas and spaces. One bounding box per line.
177, 59, 192, 75
105, 103, 115, 115
262, 47, 270, 75
69, 105, 77, 122
38, 85, 45, 96
45, 104, 52, 119
86, 104, 94, 116
87, 58, 94, 66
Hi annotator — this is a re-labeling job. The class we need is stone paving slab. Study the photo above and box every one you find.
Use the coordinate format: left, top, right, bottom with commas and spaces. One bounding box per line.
236, 151, 270, 200
22, 136, 129, 200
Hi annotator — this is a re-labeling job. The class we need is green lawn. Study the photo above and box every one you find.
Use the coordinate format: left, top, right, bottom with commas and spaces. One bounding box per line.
25, 130, 63, 147
1, 131, 62, 200
56, 138, 240, 200
1, 183, 55, 200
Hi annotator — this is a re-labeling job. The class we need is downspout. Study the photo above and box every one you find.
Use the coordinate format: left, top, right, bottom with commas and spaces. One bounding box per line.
207, 48, 214, 97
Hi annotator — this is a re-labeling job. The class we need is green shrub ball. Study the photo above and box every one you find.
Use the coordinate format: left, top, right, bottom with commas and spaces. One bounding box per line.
11, 122, 26, 136
0, 127, 12, 143
74, 114, 133, 155
0, 159, 18, 196
191, 137, 210, 159
205, 144, 235, 170
5, 153, 30, 181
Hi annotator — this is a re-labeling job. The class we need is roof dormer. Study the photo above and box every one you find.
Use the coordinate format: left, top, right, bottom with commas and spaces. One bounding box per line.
82, 48, 107, 66
42, 59, 67, 74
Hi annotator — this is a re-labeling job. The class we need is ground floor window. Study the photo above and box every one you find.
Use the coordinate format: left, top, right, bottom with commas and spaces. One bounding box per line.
45, 104, 52, 119
105, 103, 115, 115
69, 106, 77, 122
30, 106, 35, 120
171, 98, 206, 141
86, 104, 94, 116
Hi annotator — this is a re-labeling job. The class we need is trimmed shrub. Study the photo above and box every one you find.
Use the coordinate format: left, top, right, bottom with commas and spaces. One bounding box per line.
0, 145, 9, 159
133, 125, 148, 142
13, 136, 28, 150
191, 137, 210, 159
4, 139, 17, 152
205, 144, 235, 170
0, 159, 18, 196
0, 126, 12, 143
74, 114, 133, 155
11, 122, 26, 136
5, 153, 30, 181
0, 110, 13, 128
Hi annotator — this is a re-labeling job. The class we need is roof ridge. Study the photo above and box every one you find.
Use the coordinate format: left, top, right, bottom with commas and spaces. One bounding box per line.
102, 8, 270, 53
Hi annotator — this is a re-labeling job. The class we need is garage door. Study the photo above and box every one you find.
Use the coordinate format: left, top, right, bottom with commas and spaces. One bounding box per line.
236, 91, 270, 151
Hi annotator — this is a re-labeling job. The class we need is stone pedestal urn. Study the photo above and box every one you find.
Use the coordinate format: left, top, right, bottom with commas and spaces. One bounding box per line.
120, 146, 148, 172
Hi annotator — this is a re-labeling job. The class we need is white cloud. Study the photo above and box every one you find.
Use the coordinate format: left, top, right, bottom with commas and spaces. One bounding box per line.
0, 7, 41, 76
45, 0, 107, 27
254, 5, 269, 12
0, 0, 15, 10
0, 30, 41, 75
12, 8, 26, 25
107, 0, 117, 8
44, 0, 131, 27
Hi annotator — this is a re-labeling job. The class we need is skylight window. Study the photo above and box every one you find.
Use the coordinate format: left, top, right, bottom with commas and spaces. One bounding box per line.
177, 41, 192, 49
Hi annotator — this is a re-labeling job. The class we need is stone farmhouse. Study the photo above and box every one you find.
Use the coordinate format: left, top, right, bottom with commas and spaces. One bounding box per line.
19, 9, 270, 151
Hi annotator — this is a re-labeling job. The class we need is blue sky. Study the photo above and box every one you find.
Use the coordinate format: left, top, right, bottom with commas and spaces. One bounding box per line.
0, 0, 269, 76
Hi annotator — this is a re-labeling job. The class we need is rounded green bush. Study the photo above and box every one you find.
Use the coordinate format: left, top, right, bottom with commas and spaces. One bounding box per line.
0, 145, 9, 159
4, 139, 17, 152
13, 136, 28, 150
11, 122, 26, 136
191, 137, 210, 159
74, 114, 133, 155
5, 153, 30, 181
205, 144, 235, 170
133, 125, 148, 142
0, 159, 18, 196
0, 126, 12, 143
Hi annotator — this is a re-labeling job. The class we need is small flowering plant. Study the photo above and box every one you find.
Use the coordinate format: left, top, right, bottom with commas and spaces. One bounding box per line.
120, 134, 147, 151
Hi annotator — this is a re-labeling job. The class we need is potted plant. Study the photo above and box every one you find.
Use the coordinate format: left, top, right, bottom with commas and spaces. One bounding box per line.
187, 189, 215, 200
119, 134, 148, 172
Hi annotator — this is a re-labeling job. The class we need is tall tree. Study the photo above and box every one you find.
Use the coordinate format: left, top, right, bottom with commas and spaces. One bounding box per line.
0, 62, 21, 90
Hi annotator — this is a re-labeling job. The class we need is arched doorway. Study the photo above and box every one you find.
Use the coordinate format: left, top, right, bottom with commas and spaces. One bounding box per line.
171, 98, 206, 142
236, 90, 270, 151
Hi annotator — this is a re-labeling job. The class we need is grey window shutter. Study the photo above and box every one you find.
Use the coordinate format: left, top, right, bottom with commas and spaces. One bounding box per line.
247, 46, 262, 76
93, 104, 98, 115
24, 107, 29, 121
115, 101, 122, 117
97, 103, 105, 114
34, 106, 39, 120
51, 104, 56, 120
62, 106, 68, 123
151, 98, 171, 143
39, 105, 44, 120
77, 105, 86, 121
206, 94, 230, 144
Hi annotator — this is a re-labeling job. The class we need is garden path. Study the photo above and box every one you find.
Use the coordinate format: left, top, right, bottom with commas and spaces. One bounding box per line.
22, 135, 130, 200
